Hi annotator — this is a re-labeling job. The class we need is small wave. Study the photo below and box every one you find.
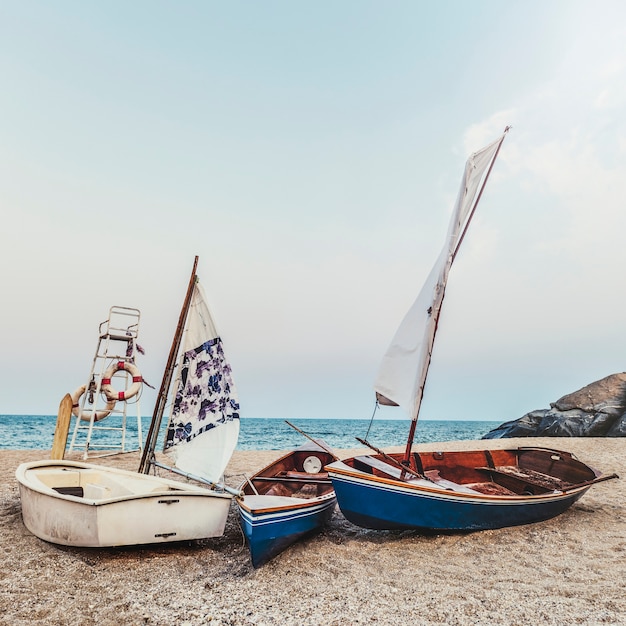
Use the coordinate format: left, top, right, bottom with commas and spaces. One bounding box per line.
0, 415, 499, 451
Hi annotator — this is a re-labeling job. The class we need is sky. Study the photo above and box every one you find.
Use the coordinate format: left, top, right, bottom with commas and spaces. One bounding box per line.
2, 1, 626, 423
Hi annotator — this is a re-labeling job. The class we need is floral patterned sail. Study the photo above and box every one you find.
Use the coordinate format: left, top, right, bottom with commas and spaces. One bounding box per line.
164, 280, 240, 484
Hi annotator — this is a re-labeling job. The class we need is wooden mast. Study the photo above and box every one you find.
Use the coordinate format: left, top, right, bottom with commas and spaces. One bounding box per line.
401, 128, 510, 466
138, 256, 199, 474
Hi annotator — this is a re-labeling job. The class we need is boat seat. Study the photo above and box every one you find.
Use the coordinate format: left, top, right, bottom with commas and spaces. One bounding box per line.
353, 455, 404, 479
82, 479, 163, 499
284, 471, 329, 480
464, 482, 517, 496
353, 456, 407, 480
353, 457, 481, 493
101, 476, 167, 496
34, 468, 81, 489
423, 470, 482, 495
353, 456, 433, 486
84, 483, 113, 500
476, 466, 565, 492
239, 494, 300, 509
253, 475, 331, 484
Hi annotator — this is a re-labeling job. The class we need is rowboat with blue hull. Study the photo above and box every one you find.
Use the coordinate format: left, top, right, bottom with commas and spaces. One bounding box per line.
326, 129, 617, 532
237, 440, 336, 568
326, 447, 614, 531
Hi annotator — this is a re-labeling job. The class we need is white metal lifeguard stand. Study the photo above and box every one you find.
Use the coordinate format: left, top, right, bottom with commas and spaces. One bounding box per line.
68, 306, 144, 458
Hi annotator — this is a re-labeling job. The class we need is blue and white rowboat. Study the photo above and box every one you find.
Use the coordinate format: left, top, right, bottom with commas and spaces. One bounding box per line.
237, 441, 336, 567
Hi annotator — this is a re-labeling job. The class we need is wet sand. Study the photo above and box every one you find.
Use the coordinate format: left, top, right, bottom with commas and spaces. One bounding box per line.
1, 438, 624, 625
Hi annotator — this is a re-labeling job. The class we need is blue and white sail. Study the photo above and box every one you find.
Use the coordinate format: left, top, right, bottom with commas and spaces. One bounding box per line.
374, 131, 508, 422
164, 280, 240, 484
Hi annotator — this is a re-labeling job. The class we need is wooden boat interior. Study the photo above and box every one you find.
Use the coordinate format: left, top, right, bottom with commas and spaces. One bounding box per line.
26, 465, 188, 501
243, 450, 336, 499
349, 447, 601, 497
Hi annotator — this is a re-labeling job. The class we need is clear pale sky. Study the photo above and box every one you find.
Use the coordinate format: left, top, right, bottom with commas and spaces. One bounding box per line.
2, 1, 626, 422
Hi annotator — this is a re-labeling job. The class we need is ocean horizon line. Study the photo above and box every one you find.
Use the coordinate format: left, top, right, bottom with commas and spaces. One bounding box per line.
1, 415, 499, 451
2, 414, 502, 423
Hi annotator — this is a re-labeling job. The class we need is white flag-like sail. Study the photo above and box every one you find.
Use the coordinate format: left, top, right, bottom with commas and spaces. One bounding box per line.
164, 281, 240, 483
374, 133, 506, 420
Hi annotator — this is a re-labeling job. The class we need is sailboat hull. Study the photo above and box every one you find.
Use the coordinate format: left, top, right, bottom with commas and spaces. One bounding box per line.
329, 468, 588, 531
354, 131, 616, 531
326, 447, 606, 532
16, 460, 232, 547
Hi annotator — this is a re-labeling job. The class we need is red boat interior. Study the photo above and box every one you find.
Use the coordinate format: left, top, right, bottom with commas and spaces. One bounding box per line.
349, 448, 602, 496
243, 450, 336, 499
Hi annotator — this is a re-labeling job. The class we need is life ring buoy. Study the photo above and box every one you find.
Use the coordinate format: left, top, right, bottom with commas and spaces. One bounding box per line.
101, 361, 143, 401
71, 385, 116, 422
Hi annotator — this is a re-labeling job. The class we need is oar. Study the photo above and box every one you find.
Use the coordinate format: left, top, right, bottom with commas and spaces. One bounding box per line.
284, 420, 339, 460
562, 472, 619, 492
355, 437, 425, 480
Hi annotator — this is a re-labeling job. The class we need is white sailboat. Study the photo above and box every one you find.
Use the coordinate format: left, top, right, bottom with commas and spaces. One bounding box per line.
16, 257, 242, 547
326, 129, 617, 531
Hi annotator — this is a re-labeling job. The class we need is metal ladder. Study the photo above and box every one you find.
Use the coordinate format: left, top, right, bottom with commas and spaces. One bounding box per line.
68, 306, 144, 458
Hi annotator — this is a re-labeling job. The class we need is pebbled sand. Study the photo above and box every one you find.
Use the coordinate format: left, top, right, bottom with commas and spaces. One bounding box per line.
1, 438, 624, 625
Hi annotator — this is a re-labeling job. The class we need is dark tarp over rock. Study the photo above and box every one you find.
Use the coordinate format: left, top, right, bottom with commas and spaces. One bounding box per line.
483, 373, 626, 438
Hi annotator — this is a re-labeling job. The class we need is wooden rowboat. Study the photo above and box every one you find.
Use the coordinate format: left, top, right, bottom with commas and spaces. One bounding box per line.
237, 441, 336, 567
326, 446, 616, 531
328, 129, 617, 532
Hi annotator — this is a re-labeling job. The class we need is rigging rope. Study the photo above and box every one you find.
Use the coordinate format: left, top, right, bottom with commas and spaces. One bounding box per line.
363, 398, 380, 444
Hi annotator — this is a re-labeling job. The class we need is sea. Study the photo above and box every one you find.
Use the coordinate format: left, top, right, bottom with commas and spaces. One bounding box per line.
0, 414, 499, 451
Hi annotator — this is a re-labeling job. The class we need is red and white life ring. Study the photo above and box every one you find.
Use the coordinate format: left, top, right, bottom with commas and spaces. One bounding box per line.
101, 361, 143, 401
71, 385, 116, 422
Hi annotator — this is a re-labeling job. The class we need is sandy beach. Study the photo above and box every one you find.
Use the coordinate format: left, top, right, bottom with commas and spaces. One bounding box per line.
1, 437, 624, 625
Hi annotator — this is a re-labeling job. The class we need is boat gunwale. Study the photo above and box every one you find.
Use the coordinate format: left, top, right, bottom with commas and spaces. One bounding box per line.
16, 460, 231, 506
324, 460, 595, 503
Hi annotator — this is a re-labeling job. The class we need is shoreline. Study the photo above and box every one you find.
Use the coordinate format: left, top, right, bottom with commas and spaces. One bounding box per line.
2, 438, 624, 625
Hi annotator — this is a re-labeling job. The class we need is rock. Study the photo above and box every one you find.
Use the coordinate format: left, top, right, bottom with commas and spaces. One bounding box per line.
607, 414, 626, 437
535, 409, 615, 437
483, 373, 626, 438
482, 410, 547, 439
551, 373, 626, 416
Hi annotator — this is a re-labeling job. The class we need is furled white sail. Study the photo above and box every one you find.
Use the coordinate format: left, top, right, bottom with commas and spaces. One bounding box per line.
374, 132, 507, 420
164, 280, 240, 484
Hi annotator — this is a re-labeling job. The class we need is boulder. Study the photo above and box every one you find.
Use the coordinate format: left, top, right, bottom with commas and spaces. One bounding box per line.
482, 410, 546, 439
607, 414, 626, 437
483, 373, 626, 439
